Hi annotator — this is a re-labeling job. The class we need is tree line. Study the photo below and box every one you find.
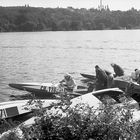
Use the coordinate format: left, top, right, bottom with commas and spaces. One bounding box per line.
0, 6, 140, 32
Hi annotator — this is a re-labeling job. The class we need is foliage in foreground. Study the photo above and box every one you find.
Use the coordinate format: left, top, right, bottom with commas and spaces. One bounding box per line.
20, 96, 140, 140
2, 94, 140, 140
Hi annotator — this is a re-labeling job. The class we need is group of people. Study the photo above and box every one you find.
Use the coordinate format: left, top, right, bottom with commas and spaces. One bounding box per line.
95, 63, 140, 90
59, 63, 140, 92
95, 63, 124, 90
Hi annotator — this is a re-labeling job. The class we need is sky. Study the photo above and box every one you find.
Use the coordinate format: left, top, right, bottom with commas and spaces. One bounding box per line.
1, 0, 140, 11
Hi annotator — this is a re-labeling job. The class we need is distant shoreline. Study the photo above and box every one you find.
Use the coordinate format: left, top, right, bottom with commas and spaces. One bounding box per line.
0, 6, 140, 32
1, 28, 140, 34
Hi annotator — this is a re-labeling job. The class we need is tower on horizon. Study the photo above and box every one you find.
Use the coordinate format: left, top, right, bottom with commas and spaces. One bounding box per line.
98, 0, 104, 10
98, 0, 109, 11
100, 0, 102, 8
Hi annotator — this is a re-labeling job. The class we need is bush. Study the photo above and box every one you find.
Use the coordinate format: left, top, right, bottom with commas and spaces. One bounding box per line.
0, 118, 21, 134
0, 131, 20, 140
15, 94, 140, 140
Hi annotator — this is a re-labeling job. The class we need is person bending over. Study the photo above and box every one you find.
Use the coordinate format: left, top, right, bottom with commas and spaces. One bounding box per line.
111, 63, 124, 77
95, 65, 108, 90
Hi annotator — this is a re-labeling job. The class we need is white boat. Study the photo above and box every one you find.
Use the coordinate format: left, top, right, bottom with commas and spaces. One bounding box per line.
0, 88, 118, 120
0, 99, 58, 119
9, 82, 88, 98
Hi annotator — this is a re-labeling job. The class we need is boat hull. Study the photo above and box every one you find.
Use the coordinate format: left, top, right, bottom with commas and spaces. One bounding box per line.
9, 82, 88, 98
0, 99, 58, 119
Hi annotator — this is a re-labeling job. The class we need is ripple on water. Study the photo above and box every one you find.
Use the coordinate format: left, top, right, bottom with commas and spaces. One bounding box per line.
1, 30, 140, 102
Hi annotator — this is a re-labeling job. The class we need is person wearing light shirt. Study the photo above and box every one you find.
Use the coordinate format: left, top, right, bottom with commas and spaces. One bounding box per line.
59, 74, 76, 91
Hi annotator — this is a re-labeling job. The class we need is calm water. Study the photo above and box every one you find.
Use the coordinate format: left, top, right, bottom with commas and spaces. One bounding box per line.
0, 30, 140, 102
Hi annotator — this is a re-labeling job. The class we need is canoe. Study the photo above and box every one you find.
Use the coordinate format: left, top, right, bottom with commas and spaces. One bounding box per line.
80, 73, 96, 80
9, 82, 88, 98
0, 99, 58, 119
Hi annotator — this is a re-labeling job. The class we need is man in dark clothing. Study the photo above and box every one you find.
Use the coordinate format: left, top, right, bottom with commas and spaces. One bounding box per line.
111, 63, 124, 77
95, 65, 108, 90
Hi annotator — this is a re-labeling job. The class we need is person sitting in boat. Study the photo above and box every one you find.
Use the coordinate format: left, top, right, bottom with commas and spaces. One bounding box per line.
95, 65, 108, 90
59, 73, 76, 92
131, 69, 140, 82
111, 63, 124, 77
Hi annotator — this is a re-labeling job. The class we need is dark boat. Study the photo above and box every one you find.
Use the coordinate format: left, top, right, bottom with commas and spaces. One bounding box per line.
80, 73, 96, 80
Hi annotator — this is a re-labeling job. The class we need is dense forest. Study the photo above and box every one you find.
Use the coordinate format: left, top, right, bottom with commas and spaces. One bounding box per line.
0, 6, 140, 32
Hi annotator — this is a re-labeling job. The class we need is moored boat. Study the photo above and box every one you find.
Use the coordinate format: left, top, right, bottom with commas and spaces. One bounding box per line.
9, 82, 89, 98
0, 88, 124, 120
80, 73, 96, 80
113, 76, 140, 93
0, 99, 58, 119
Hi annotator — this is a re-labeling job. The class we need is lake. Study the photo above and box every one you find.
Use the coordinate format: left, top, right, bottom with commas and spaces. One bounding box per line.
0, 30, 140, 102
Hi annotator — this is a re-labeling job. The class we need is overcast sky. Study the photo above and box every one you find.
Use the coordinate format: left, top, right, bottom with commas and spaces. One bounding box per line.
1, 0, 140, 11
